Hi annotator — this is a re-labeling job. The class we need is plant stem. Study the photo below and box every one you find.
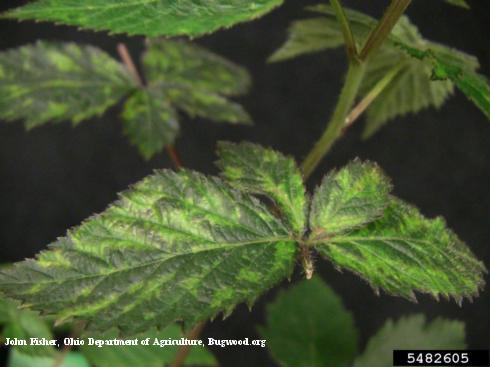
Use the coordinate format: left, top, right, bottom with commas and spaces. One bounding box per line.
330, 0, 358, 59
170, 322, 206, 367
52, 321, 85, 367
117, 43, 182, 169
301, 61, 366, 179
344, 63, 403, 128
359, 0, 412, 60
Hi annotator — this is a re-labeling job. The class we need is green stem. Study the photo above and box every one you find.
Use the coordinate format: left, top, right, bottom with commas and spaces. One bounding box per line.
330, 0, 358, 59
301, 61, 366, 179
359, 0, 413, 60
344, 63, 403, 128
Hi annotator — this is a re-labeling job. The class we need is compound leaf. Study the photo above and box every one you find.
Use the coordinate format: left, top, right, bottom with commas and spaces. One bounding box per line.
0, 170, 297, 335
0, 299, 54, 356
353, 314, 466, 367
314, 198, 486, 302
309, 160, 391, 237
0, 42, 134, 129
81, 325, 217, 367
121, 88, 180, 160
2, 0, 284, 37
259, 277, 358, 367
216, 141, 306, 234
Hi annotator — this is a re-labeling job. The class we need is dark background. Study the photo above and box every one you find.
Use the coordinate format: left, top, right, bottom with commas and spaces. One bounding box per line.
1, 0, 489, 366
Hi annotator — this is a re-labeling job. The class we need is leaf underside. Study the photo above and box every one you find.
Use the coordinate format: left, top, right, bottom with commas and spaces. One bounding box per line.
353, 314, 466, 367
0, 170, 296, 335
259, 277, 358, 367
2, 0, 284, 37
270, 5, 487, 136
309, 159, 392, 237
0, 41, 133, 129
314, 198, 486, 303
216, 141, 306, 234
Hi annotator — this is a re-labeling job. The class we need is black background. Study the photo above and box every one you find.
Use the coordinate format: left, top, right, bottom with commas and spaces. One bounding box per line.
0, 0, 489, 366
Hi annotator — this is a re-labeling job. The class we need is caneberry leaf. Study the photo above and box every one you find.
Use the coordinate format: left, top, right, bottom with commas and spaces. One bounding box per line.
353, 315, 466, 367
309, 160, 392, 237
8, 350, 90, 367
81, 325, 217, 367
121, 88, 180, 161
142, 40, 251, 126
259, 277, 358, 367
0, 299, 54, 356
0, 42, 134, 129
0, 170, 296, 335
216, 141, 306, 234
312, 198, 486, 303
2, 0, 284, 37
270, 5, 487, 136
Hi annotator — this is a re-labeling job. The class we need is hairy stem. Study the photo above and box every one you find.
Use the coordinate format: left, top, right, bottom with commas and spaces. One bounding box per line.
301, 61, 366, 179
359, 0, 413, 60
170, 322, 206, 367
330, 0, 358, 59
344, 63, 403, 128
117, 43, 182, 169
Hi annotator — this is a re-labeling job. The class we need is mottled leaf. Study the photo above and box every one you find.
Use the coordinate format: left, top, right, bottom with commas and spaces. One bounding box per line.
259, 277, 358, 367
309, 160, 391, 237
216, 141, 306, 234
0, 170, 296, 335
0, 299, 54, 356
143, 40, 251, 126
314, 198, 486, 302
121, 88, 179, 160
353, 314, 466, 367
81, 325, 217, 367
8, 349, 90, 367
0, 42, 133, 129
2, 0, 284, 37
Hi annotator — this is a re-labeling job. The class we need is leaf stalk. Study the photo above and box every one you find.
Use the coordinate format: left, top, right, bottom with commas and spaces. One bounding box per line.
329, 0, 358, 60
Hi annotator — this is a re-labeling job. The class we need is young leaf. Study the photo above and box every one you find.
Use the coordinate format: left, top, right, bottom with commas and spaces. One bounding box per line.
216, 141, 307, 234
81, 325, 217, 367
0, 170, 296, 335
2, 0, 284, 37
313, 198, 486, 302
309, 160, 392, 237
0, 42, 134, 129
395, 43, 490, 121
8, 349, 90, 367
121, 88, 180, 161
259, 277, 358, 367
270, 5, 488, 135
353, 314, 466, 367
0, 299, 54, 356
142, 40, 251, 124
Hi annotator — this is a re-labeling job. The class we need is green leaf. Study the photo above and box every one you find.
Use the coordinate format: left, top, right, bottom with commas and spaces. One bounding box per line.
216, 141, 306, 234
0, 41, 134, 129
143, 40, 251, 123
2, 0, 284, 37
0, 170, 296, 335
259, 277, 358, 367
395, 42, 490, 121
81, 324, 217, 367
8, 349, 90, 367
313, 198, 486, 303
444, 0, 470, 9
121, 88, 179, 160
270, 5, 488, 135
353, 314, 466, 367
0, 299, 55, 356
309, 160, 391, 237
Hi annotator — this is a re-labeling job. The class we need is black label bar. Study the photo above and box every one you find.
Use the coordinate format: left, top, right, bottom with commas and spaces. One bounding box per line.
393, 350, 489, 366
